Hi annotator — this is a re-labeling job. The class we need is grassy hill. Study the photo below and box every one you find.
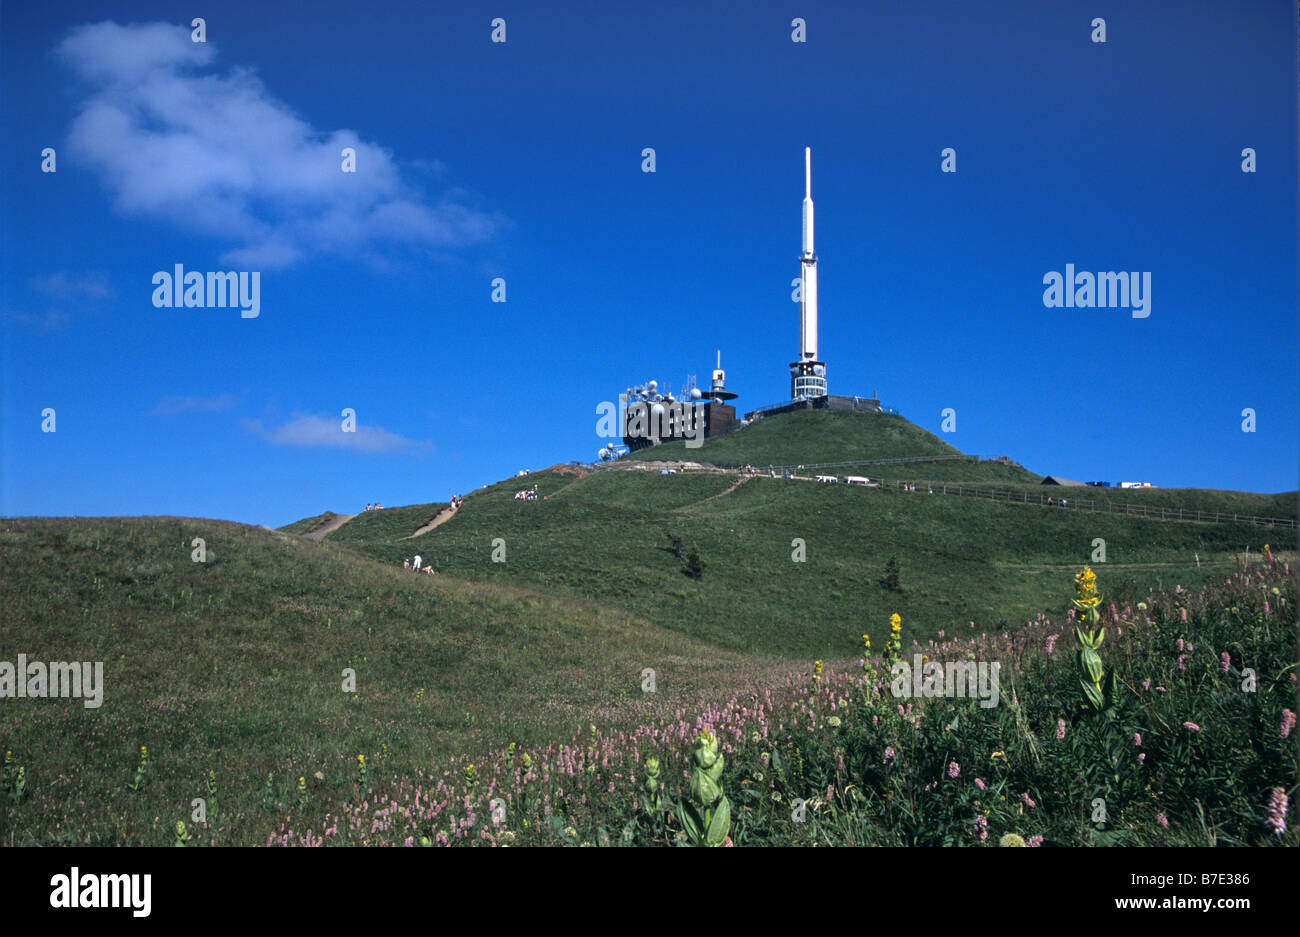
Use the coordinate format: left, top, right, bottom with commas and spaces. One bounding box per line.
319, 467, 1278, 660
3, 408, 1294, 846
632, 409, 1042, 482
0, 516, 773, 845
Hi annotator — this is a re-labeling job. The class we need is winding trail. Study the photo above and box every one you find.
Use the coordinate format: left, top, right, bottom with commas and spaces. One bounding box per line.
304, 513, 356, 541
402, 503, 459, 539
673, 475, 753, 512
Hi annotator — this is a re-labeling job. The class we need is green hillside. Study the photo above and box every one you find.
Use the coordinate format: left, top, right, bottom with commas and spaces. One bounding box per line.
0, 516, 769, 845
4, 411, 1294, 846
325, 502, 445, 543
632, 409, 1041, 482
321, 467, 1274, 659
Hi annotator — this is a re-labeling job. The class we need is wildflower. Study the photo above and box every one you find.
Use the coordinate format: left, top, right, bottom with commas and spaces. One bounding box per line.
1180, 607, 1187, 622
498, 830, 516, 846
948, 762, 960, 779
1137, 601, 1147, 611
974, 778, 986, 790
813, 660, 823, 682
972, 814, 988, 842
1026, 835, 1043, 847
1056, 719, 1066, 740
1265, 787, 1288, 836
827, 716, 842, 728
1157, 813, 1169, 829
1137, 753, 1146, 765
1073, 567, 1100, 612
999, 833, 1026, 847
1142, 679, 1151, 691
1019, 792, 1036, 809
1183, 722, 1200, 732
883, 746, 895, 766
1220, 652, 1231, 674
1281, 710, 1296, 740
1133, 733, 1142, 747
1044, 634, 1057, 655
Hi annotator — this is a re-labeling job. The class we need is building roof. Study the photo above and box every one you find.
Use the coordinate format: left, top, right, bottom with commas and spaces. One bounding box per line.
1040, 475, 1087, 486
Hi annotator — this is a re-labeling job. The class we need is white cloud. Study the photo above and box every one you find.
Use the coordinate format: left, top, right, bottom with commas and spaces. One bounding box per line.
56, 21, 500, 268
243, 414, 432, 455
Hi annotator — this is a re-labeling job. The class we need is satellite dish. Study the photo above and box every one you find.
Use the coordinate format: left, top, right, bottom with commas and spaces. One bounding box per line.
813, 364, 825, 376
690, 388, 702, 400
647, 380, 658, 392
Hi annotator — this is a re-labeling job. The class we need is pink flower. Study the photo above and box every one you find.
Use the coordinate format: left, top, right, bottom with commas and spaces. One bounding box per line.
1056, 719, 1066, 740
948, 761, 960, 779
1265, 787, 1288, 836
1176, 638, 1184, 652
1137, 753, 1146, 765
1178, 655, 1186, 671
1157, 813, 1169, 829
1133, 733, 1142, 747
1220, 652, 1231, 674
1045, 635, 1057, 655
883, 746, 895, 766
1019, 792, 1036, 809
1180, 607, 1187, 622
972, 814, 988, 842
1026, 835, 1043, 847
1183, 722, 1200, 732
1281, 710, 1295, 740
974, 778, 986, 790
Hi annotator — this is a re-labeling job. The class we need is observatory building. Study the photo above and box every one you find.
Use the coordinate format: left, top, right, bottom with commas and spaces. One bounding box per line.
612, 353, 740, 455
602, 148, 885, 461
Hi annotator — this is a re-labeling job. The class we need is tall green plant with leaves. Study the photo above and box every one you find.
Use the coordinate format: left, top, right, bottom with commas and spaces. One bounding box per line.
677, 730, 731, 846
1072, 566, 1117, 711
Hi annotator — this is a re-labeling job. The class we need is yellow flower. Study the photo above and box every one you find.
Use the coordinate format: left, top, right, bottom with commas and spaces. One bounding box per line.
357, 754, 365, 765
890, 613, 901, 632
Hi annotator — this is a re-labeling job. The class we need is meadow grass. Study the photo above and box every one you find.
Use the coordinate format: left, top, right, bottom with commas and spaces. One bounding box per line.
272, 556, 1297, 847
0, 516, 774, 845
331, 468, 1280, 660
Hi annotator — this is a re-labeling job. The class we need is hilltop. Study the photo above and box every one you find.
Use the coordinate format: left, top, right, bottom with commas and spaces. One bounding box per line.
631, 409, 1041, 482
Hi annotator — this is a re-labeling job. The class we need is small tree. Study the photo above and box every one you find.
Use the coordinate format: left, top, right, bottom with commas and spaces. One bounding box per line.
882, 553, 901, 592
684, 547, 706, 580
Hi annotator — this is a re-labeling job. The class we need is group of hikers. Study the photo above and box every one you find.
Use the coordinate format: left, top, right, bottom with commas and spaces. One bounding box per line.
1046, 496, 1069, 507
402, 554, 436, 575
515, 486, 539, 500
363, 502, 384, 511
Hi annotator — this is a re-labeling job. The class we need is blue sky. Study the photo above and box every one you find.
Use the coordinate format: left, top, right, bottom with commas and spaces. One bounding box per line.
3, 0, 1296, 527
